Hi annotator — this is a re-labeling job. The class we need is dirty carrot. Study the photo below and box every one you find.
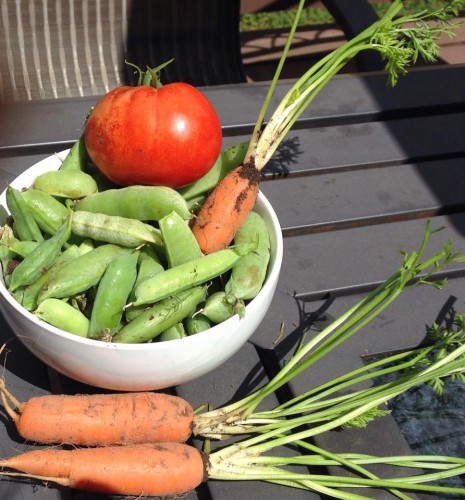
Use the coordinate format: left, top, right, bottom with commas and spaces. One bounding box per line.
192, 0, 465, 253
0, 385, 193, 446
189, 163, 260, 254
0, 443, 205, 497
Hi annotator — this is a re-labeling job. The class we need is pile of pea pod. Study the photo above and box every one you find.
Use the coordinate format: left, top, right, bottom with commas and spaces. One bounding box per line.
0, 138, 271, 344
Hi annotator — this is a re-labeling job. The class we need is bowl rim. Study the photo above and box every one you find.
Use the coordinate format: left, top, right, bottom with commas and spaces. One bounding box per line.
0, 151, 283, 351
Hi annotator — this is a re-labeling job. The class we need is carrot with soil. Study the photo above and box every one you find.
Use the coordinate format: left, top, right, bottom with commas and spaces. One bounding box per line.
0, 443, 205, 497
0, 385, 193, 445
1, 442, 465, 498
192, 0, 464, 253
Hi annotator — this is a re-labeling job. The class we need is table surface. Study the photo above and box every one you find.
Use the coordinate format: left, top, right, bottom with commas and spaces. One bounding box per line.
1, 64, 465, 499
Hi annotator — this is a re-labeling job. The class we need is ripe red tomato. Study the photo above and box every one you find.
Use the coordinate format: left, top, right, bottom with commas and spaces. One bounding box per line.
84, 83, 222, 188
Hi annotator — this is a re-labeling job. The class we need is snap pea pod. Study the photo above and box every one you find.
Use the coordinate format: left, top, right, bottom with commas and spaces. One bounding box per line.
9, 216, 72, 292
6, 187, 44, 242
134, 246, 164, 285
158, 323, 187, 341
200, 290, 245, 323
34, 298, 89, 337
225, 211, 271, 300
159, 211, 202, 267
186, 311, 212, 335
88, 250, 139, 339
22, 188, 69, 235
78, 238, 95, 254
33, 170, 98, 198
178, 141, 248, 200
133, 243, 256, 307
74, 185, 191, 221
125, 247, 165, 322
185, 194, 207, 212
59, 134, 88, 171
0, 225, 15, 286
71, 211, 163, 248
113, 286, 207, 343
22, 244, 81, 311
37, 244, 130, 303
7, 240, 39, 258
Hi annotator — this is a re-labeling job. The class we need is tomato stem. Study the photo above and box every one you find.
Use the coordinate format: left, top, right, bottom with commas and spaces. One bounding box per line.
124, 59, 174, 88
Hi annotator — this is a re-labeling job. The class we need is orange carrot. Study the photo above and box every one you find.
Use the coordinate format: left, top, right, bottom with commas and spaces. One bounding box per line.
0, 443, 205, 496
0, 383, 193, 446
191, 163, 260, 254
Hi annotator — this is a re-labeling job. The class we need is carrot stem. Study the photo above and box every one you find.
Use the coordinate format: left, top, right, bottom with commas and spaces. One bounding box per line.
244, 0, 307, 167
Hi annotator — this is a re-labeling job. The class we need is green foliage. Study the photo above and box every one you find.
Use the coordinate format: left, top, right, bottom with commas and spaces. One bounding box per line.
239, 0, 463, 32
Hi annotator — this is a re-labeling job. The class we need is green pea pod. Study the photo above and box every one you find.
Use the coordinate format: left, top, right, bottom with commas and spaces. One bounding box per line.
88, 250, 139, 339
59, 134, 88, 171
34, 298, 89, 337
6, 187, 44, 242
78, 238, 95, 255
125, 247, 165, 322
71, 211, 163, 248
8, 240, 39, 258
33, 170, 98, 198
178, 141, 248, 200
22, 188, 69, 235
9, 216, 72, 292
159, 211, 202, 267
201, 290, 245, 323
0, 224, 16, 286
135, 246, 164, 284
185, 194, 207, 212
158, 323, 187, 341
22, 244, 81, 311
133, 243, 256, 307
113, 286, 207, 343
186, 311, 212, 335
38, 244, 130, 303
225, 211, 271, 300
75, 185, 191, 221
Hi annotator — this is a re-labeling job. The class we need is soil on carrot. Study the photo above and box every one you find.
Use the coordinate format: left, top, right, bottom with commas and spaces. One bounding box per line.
234, 164, 260, 213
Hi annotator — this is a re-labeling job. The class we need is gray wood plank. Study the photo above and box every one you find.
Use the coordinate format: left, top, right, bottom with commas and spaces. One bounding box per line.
260, 157, 465, 235
250, 215, 465, 349
2, 65, 464, 154
260, 111, 465, 178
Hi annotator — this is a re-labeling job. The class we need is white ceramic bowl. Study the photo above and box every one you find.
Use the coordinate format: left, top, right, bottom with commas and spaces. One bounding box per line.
0, 152, 283, 391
